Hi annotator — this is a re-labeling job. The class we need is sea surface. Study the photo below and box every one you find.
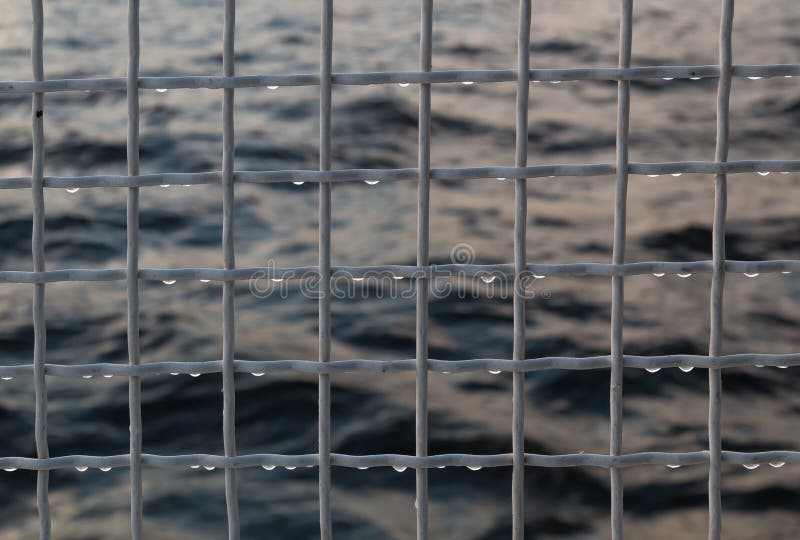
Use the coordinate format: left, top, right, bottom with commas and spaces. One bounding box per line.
1, 0, 800, 538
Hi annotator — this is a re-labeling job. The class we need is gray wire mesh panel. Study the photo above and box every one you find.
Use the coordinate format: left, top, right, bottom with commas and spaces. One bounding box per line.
2, 0, 799, 539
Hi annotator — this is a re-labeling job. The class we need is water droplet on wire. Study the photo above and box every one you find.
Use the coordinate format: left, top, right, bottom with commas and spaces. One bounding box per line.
103, 374, 113, 378
284, 466, 296, 470
489, 370, 501, 375
666, 464, 681, 469
190, 373, 201, 378
677, 273, 692, 278
480, 275, 496, 284
646, 367, 661, 373
156, 88, 168, 93
1, 376, 13, 381
262, 465, 276, 470
100, 467, 112, 472
162, 280, 176, 285
66, 187, 80, 194
743, 463, 760, 470
467, 465, 482, 471
75, 466, 88, 472
203, 465, 215, 471
747, 76, 763, 80
769, 461, 785, 468
365, 180, 380, 185
757, 171, 770, 176
292, 181, 305, 186
461, 81, 474, 86
252, 372, 265, 377
82, 375, 93, 379
744, 273, 759, 278
671, 173, 682, 177
647, 174, 660, 178
661, 77, 674, 81
3, 468, 17, 472
398, 82, 410, 88
393, 465, 407, 472
653, 272, 665, 277
190, 465, 200, 469
200, 279, 210, 283
267, 85, 280, 90
679, 366, 694, 373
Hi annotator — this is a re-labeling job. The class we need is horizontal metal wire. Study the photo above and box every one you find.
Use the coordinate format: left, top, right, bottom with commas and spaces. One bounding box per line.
0, 260, 795, 284
2, 160, 800, 190
1, 64, 799, 94
0, 353, 798, 378
0, 450, 795, 471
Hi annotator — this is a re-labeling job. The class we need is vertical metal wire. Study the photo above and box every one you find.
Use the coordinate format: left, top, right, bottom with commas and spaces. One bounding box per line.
415, 1, 433, 538
126, 1, 143, 538
610, 1, 633, 538
512, 1, 531, 538
318, 0, 334, 538
30, 2, 50, 539
709, 1, 734, 539
222, 0, 240, 538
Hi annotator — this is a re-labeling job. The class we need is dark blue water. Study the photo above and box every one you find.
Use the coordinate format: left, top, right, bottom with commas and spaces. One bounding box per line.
1, 0, 800, 538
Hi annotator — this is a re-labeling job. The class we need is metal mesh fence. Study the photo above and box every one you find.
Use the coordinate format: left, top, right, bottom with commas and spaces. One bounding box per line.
1, 0, 799, 539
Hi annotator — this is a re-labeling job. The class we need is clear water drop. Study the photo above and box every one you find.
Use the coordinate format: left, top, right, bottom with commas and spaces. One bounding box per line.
357, 466, 368, 470
550, 80, 561, 84
744, 273, 759, 277
190, 465, 200, 469
82, 375, 93, 379
769, 461, 785, 468
747, 76, 763, 80
757, 171, 770, 176
252, 372, 265, 377
271, 278, 284, 283
755, 364, 765, 368
489, 370, 502, 375
784, 75, 793, 78
743, 463, 759, 470
352, 277, 364, 282
533, 274, 546, 279
156, 88, 168, 93
103, 374, 113, 378
365, 180, 380, 185
671, 173, 682, 177
778, 365, 789, 369
65, 187, 80, 194
436, 465, 446, 469
496, 177, 507, 180
679, 366, 694, 373
190, 373, 201, 378
781, 271, 792, 274
461, 81, 474, 85
689, 77, 702, 80
262, 465, 276, 470
75, 466, 88, 472
392, 275, 403, 280
1, 377, 13, 381
653, 272, 665, 277
285, 466, 296, 470
677, 273, 692, 278
398, 82, 410, 88
169, 373, 179, 376
100, 467, 112, 472
392, 465, 407, 472
200, 279, 210, 283
661, 77, 674, 81
203, 465, 215, 470
442, 371, 450, 374
646, 367, 661, 373
480, 275, 496, 284
666, 464, 681, 469
267, 85, 280, 90
647, 174, 660, 178
467, 465, 482, 471
292, 181, 305, 185
162, 280, 176, 285
3, 468, 17, 472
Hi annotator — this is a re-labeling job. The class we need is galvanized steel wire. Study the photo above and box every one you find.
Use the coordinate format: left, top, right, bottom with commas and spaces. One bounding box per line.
3, 0, 795, 538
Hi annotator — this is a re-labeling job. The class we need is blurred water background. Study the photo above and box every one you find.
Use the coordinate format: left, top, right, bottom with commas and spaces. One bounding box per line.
1, 0, 800, 538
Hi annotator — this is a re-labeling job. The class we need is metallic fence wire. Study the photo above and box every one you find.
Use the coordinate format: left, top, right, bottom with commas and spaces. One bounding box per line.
512, 1, 532, 539
5, 0, 796, 538
415, 0, 433, 538
125, 0, 143, 538
610, 0, 633, 537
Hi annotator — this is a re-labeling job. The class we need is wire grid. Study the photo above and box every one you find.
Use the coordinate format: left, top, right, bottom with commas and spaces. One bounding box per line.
3, 0, 800, 539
